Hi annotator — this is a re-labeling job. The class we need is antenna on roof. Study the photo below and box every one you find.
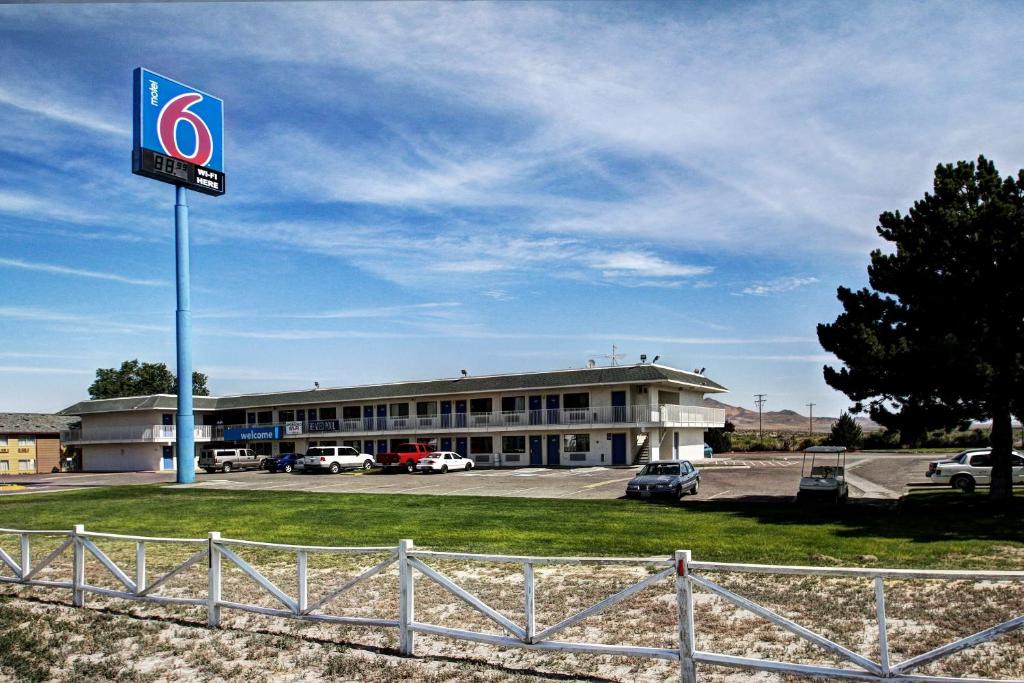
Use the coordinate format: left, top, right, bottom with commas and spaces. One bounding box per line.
600, 344, 626, 366
587, 359, 596, 368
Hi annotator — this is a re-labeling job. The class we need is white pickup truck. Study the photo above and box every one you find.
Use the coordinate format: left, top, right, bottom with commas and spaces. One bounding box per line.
926, 448, 1024, 492
297, 446, 375, 474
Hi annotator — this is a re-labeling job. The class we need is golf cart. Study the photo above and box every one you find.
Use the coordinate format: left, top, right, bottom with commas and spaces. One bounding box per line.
797, 446, 849, 503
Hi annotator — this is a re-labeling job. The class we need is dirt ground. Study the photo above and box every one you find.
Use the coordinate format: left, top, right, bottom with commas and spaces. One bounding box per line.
1, 538, 1022, 682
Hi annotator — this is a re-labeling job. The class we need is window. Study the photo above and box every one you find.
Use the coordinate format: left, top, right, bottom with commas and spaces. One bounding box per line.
563, 393, 589, 409
320, 407, 337, 420
0, 461, 8, 472
564, 434, 590, 453
250, 443, 272, 456
279, 442, 296, 454
970, 453, 992, 468
390, 403, 409, 417
340, 447, 359, 456
470, 398, 492, 413
247, 412, 256, 425
470, 436, 493, 454
257, 411, 273, 425
342, 406, 361, 420
307, 408, 318, 421
502, 436, 526, 454
279, 410, 295, 422
417, 401, 438, 417
1013, 455, 1024, 467
18, 460, 33, 471
18, 436, 35, 447
297, 410, 306, 422
343, 440, 361, 450
501, 396, 525, 413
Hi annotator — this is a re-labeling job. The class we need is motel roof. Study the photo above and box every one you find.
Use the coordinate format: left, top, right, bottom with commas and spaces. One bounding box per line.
0, 413, 80, 434
59, 363, 727, 416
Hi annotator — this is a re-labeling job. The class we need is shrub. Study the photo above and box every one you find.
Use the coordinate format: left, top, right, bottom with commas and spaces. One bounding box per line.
828, 412, 863, 449
704, 429, 732, 454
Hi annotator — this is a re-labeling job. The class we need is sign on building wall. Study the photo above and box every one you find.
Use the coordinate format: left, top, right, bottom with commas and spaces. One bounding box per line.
224, 426, 282, 441
285, 421, 303, 436
132, 68, 226, 196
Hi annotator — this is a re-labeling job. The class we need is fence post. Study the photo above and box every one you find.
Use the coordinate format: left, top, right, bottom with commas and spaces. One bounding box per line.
19, 534, 30, 581
875, 576, 890, 676
72, 525, 85, 607
208, 532, 221, 627
675, 550, 696, 683
135, 541, 146, 594
297, 549, 308, 614
398, 539, 415, 656
524, 561, 536, 643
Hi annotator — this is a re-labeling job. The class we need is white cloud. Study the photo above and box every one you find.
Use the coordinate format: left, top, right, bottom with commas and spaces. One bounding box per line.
0, 84, 128, 138
740, 277, 820, 296
0, 365, 92, 375
0, 257, 166, 287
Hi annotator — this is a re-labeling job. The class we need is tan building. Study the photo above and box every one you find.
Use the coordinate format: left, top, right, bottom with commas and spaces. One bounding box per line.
0, 414, 79, 474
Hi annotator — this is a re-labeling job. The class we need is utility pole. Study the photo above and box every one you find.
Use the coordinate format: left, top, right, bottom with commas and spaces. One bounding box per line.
806, 402, 815, 438
754, 394, 767, 442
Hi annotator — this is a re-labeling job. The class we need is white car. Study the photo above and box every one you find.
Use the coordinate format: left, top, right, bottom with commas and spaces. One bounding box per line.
416, 451, 474, 473
297, 446, 375, 474
926, 448, 1024, 492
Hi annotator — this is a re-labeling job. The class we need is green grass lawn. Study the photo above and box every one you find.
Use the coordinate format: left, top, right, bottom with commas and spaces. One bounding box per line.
1, 486, 1022, 569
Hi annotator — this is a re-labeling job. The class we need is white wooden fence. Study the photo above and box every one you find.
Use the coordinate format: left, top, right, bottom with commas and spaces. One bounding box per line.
0, 525, 1021, 682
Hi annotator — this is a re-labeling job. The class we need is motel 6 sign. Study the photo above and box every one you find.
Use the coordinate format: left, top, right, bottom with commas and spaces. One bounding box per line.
132, 68, 226, 196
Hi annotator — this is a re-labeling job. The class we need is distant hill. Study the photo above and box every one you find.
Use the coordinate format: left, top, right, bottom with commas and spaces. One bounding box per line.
702, 398, 879, 432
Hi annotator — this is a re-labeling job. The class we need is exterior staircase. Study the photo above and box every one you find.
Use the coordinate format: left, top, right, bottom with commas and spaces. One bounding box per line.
633, 433, 650, 465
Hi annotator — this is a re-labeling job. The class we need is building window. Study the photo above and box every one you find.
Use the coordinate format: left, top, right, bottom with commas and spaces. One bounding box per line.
502, 436, 526, 454
0, 461, 8, 472
18, 459, 33, 471
256, 411, 273, 425
342, 406, 360, 420
416, 401, 438, 417
18, 436, 36, 447
564, 434, 590, 453
469, 398, 492, 414
247, 412, 256, 425
250, 443, 272, 456
390, 438, 410, 451
320, 407, 338, 420
307, 408, 318, 421
278, 442, 296, 454
390, 403, 409, 418
563, 393, 589, 409
279, 410, 295, 422
343, 440, 361, 449
501, 396, 525, 413
470, 436, 493, 454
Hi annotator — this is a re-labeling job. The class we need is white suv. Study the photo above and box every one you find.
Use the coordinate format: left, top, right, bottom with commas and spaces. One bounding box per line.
297, 446, 375, 474
926, 448, 1024, 492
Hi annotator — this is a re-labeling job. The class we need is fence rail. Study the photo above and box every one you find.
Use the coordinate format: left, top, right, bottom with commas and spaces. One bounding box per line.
0, 525, 1021, 681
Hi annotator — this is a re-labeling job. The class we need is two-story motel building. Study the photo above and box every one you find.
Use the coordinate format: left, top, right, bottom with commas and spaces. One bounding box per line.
59, 363, 727, 472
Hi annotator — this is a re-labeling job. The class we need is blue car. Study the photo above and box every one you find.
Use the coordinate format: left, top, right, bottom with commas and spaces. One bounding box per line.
267, 453, 299, 473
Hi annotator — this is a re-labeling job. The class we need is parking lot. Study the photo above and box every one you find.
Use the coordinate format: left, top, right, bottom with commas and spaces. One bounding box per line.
1, 453, 939, 502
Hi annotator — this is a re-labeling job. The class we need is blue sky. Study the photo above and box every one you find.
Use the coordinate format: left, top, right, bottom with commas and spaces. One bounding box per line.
2, 2, 1023, 416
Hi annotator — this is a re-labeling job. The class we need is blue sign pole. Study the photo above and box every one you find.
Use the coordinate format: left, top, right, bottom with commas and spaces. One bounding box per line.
175, 185, 195, 484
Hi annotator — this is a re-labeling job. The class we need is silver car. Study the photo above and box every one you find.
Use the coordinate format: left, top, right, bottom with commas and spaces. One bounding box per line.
625, 460, 700, 500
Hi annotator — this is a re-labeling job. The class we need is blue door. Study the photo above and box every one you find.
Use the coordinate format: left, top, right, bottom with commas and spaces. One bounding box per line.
376, 404, 387, 430
440, 401, 452, 428
611, 433, 627, 465
546, 395, 560, 424
377, 439, 388, 454
611, 391, 627, 422
455, 437, 468, 457
363, 406, 374, 430
529, 396, 542, 425
363, 440, 375, 455
162, 446, 174, 470
440, 437, 452, 451
455, 400, 467, 428
546, 434, 560, 466
529, 435, 543, 465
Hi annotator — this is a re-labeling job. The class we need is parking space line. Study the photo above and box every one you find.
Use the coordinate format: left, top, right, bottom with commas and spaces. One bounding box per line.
706, 489, 733, 500
581, 477, 634, 490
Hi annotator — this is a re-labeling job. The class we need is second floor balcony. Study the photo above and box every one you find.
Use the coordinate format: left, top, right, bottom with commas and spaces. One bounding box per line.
62, 404, 725, 444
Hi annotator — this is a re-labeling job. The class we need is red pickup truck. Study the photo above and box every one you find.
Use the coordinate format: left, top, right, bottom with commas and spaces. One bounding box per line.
377, 443, 435, 473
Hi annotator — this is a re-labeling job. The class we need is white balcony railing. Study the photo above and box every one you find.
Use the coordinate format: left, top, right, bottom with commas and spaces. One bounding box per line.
61, 405, 725, 444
